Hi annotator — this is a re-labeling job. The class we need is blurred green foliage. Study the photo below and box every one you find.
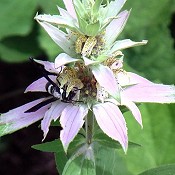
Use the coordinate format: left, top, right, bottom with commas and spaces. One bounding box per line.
0, 0, 175, 174
122, 0, 175, 84
0, 0, 63, 62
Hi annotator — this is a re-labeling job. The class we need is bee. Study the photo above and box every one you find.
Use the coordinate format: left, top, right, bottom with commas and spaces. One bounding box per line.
25, 58, 81, 113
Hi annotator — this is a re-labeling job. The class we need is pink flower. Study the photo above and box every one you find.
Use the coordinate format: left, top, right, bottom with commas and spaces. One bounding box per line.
34, 0, 147, 59
1, 58, 175, 153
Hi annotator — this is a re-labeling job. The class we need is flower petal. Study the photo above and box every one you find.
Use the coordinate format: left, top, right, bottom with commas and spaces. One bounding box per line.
93, 102, 128, 152
0, 98, 49, 136
82, 56, 99, 66
92, 64, 120, 100
60, 104, 88, 152
25, 76, 57, 93
117, 71, 152, 87
63, 0, 77, 19
123, 83, 175, 103
121, 97, 143, 127
110, 39, 148, 53
35, 21, 73, 55
41, 101, 69, 140
55, 53, 80, 69
103, 0, 126, 22
35, 13, 77, 29
105, 10, 130, 46
33, 59, 60, 73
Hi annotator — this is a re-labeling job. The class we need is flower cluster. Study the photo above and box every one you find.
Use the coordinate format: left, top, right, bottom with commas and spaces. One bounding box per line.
1, 0, 175, 153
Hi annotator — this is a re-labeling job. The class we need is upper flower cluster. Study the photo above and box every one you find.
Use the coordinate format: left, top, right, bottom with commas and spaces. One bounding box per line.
35, 0, 147, 60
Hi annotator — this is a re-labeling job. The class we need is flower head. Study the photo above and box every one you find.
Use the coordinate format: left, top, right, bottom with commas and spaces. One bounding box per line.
1, 56, 175, 153
34, 0, 147, 103
34, 0, 147, 60
1, 0, 175, 154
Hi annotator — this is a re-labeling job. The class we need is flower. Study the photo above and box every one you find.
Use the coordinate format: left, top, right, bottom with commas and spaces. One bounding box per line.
1, 58, 175, 153
34, 0, 147, 60
34, 0, 147, 102
1, 0, 175, 154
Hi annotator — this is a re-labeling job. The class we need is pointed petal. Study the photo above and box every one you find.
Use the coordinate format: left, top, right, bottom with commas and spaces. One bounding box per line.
104, 0, 126, 21
92, 64, 120, 100
110, 39, 148, 53
35, 13, 77, 28
55, 53, 80, 69
82, 56, 99, 66
25, 76, 57, 93
41, 101, 69, 139
121, 97, 143, 127
117, 71, 152, 87
0, 98, 47, 123
63, 0, 77, 19
123, 83, 175, 103
105, 10, 130, 46
60, 104, 88, 151
36, 21, 73, 55
93, 102, 128, 152
33, 59, 59, 73
57, 6, 74, 19
0, 98, 49, 136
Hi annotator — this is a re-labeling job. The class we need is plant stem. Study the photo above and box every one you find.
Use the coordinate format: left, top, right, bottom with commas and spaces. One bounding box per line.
85, 110, 94, 144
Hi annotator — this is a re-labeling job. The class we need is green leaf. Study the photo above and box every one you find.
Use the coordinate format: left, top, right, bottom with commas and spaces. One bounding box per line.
122, 104, 175, 174
63, 144, 96, 175
32, 134, 86, 154
0, 0, 37, 40
94, 132, 141, 150
0, 0, 63, 62
0, 25, 43, 62
32, 139, 63, 153
122, 0, 175, 84
63, 142, 131, 175
94, 142, 132, 175
138, 164, 175, 175
55, 152, 68, 174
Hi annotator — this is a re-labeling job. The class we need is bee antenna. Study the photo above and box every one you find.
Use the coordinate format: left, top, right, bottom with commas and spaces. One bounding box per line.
29, 57, 60, 93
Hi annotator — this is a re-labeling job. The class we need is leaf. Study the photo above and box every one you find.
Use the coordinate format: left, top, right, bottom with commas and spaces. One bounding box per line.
62, 144, 96, 175
94, 132, 141, 150
32, 134, 86, 154
122, 103, 175, 174
0, 0, 37, 40
122, 0, 175, 84
32, 139, 63, 153
0, 26, 43, 62
55, 152, 68, 175
138, 164, 175, 175
0, 0, 64, 62
63, 141, 131, 175
94, 142, 132, 175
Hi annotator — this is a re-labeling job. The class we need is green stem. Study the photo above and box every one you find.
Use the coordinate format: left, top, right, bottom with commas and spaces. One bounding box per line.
85, 110, 94, 145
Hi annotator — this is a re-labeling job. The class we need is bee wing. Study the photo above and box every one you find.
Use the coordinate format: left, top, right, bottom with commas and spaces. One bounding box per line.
24, 97, 57, 113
